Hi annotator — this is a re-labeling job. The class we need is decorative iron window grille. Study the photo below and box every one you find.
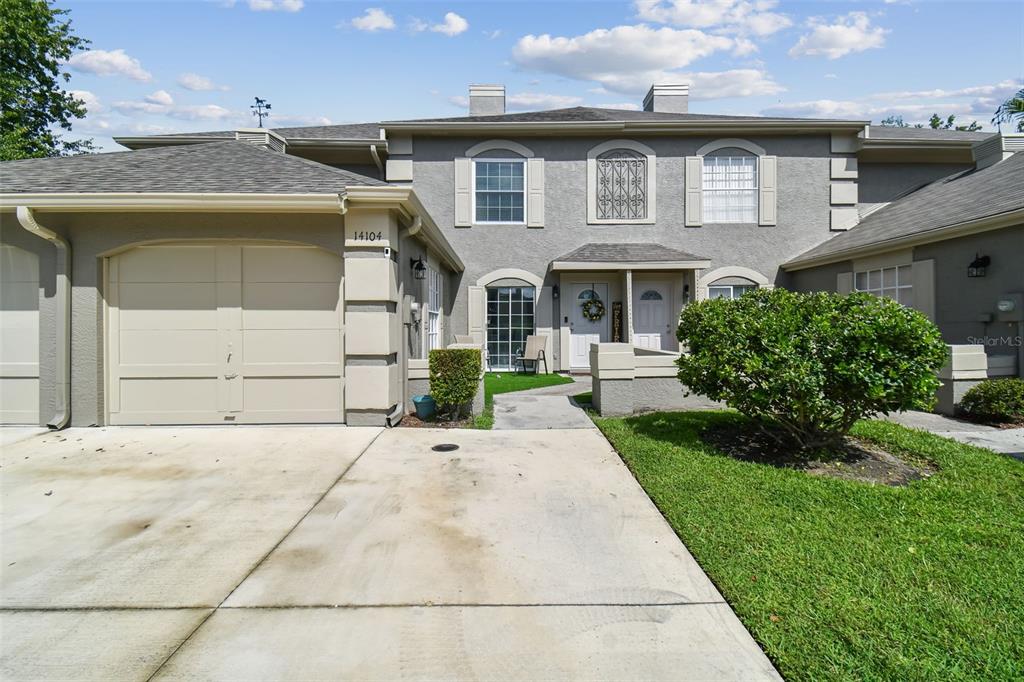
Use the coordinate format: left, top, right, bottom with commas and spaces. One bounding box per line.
596, 150, 647, 220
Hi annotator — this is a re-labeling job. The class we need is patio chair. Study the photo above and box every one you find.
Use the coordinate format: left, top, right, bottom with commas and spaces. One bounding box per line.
516, 334, 549, 374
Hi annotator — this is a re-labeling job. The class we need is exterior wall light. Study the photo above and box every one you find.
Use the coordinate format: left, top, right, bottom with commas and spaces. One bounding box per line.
552, 285, 560, 300
967, 254, 990, 278
410, 256, 427, 280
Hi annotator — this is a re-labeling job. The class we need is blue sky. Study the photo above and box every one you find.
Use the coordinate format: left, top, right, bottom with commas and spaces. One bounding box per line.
61, 0, 1023, 151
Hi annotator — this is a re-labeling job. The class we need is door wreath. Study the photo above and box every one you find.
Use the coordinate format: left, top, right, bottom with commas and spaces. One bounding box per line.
581, 297, 606, 322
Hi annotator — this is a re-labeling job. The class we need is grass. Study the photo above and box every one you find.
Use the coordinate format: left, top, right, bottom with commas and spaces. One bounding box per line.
593, 410, 1024, 681
470, 371, 575, 429
573, 391, 592, 404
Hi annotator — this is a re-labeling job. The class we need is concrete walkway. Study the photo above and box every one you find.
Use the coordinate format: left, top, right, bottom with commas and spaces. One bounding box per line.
492, 374, 595, 430
1, 425, 778, 681
885, 410, 1024, 460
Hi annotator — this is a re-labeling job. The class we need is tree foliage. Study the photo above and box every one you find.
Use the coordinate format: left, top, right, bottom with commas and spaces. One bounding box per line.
675, 288, 949, 451
992, 88, 1024, 133
879, 113, 982, 131
1, 0, 93, 159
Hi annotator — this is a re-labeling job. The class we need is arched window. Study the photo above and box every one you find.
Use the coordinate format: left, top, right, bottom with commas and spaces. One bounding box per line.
640, 289, 663, 301
596, 150, 647, 220
702, 148, 758, 223
578, 288, 601, 301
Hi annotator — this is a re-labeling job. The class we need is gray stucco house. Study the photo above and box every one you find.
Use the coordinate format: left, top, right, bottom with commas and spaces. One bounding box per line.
1, 83, 1021, 428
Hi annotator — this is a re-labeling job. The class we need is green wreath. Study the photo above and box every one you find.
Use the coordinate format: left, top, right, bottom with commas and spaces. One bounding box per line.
581, 297, 606, 322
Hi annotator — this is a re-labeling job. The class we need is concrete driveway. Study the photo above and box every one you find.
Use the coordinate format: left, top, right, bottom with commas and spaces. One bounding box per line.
1, 426, 778, 681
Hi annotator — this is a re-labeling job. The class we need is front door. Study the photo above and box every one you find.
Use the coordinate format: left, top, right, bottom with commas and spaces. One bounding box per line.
632, 281, 672, 350
569, 283, 609, 368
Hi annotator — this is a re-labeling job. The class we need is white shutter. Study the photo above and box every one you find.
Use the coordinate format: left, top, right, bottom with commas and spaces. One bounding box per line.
454, 157, 471, 227
467, 286, 485, 344
759, 155, 777, 226
527, 157, 545, 228
684, 156, 703, 227
911, 259, 936, 321
836, 272, 853, 294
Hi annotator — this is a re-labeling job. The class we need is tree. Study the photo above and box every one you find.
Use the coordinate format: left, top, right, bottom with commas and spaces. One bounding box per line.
992, 88, 1024, 132
675, 289, 948, 451
0, 0, 94, 159
928, 113, 983, 132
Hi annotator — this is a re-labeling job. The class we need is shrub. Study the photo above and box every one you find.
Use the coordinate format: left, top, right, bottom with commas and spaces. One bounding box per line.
959, 378, 1024, 423
429, 348, 482, 418
676, 288, 948, 451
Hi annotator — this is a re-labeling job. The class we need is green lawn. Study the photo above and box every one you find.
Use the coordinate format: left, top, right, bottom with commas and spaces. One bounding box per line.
471, 371, 575, 429
594, 410, 1024, 681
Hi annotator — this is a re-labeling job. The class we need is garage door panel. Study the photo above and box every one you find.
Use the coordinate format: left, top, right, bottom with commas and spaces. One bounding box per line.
119, 285, 218, 330
0, 378, 39, 422
119, 329, 220, 366
243, 246, 341, 283
1, 325, 40, 365
243, 377, 342, 412
242, 329, 340, 366
118, 246, 216, 283
1, 281, 40, 313
242, 282, 340, 326
1, 244, 40, 425
119, 378, 220, 413
1, 245, 40, 281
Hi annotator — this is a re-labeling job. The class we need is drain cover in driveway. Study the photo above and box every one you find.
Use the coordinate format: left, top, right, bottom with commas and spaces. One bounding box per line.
431, 443, 460, 452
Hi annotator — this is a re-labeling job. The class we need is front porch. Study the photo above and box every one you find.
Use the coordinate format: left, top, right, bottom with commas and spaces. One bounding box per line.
550, 243, 711, 372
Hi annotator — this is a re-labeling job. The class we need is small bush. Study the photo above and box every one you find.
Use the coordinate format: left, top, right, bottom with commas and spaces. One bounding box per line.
676, 288, 948, 451
959, 378, 1024, 423
429, 348, 482, 418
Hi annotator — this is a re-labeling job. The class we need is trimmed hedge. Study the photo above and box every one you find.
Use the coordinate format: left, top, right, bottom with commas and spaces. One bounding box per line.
959, 378, 1024, 424
429, 348, 482, 418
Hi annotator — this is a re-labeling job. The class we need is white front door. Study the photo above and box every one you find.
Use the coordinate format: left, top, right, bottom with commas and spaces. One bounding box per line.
569, 283, 609, 368
632, 281, 672, 350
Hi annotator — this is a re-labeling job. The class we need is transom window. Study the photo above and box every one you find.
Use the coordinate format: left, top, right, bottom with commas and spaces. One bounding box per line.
640, 289, 663, 301
855, 265, 913, 306
708, 284, 757, 300
486, 286, 535, 370
427, 266, 443, 351
703, 151, 758, 223
474, 159, 525, 223
596, 150, 647, 220
578, 288, 601, 301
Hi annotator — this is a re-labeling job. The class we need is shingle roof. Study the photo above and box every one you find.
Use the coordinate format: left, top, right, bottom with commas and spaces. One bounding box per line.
865, 125, 993, 142
0, 140, 386, 194
386, 106, 834, 125
132, 122, 382, 142
786, 152, 1024, 266
555, 242, 708, 263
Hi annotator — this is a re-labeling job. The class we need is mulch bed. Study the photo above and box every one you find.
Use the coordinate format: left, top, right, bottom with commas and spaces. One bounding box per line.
400, 413, 470, 429
701, 422, 935, 486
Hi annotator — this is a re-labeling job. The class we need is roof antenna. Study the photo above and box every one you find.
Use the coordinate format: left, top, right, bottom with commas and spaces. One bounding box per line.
251, 97, 272, 128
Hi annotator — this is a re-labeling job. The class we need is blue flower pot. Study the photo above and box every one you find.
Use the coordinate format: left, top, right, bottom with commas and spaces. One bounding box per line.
413, 395, 436, 420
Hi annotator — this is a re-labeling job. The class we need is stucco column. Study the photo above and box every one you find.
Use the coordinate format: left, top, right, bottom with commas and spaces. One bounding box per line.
343, 207, 401, 426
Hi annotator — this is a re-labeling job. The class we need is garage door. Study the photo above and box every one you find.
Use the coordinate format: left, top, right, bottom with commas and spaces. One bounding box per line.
107, 243, 344, 425
0, 245, 40, 424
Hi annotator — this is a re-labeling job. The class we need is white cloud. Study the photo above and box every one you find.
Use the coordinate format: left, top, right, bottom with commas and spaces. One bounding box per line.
113, 91, 238, 121
824, 73, 838, 79
635, 0, 792, 36
146, 90, 174, 106
67, 49, 152, 81
70, 90, 102, 113
683, 68, 784, 100
247, 0, 303, 11
171, 104, 235, 120
869, 79, 1020, 101
789, 12, 888, 60
596, 102, 642, 111
484, 29, 502, 39
449, 92, 584, 111
512, 24, 734, 95
431, 12, 469, 37
351, 7, 395, 32
271, 114, 333, 128
177, 72, 230, 91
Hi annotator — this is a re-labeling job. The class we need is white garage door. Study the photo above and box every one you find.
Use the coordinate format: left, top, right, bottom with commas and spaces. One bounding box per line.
0, 245, 40, 424
107, 243, 344, 425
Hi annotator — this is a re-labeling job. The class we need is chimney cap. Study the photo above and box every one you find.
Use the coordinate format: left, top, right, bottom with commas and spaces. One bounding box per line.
643, 83, 690, 111
469, 84, 506, 116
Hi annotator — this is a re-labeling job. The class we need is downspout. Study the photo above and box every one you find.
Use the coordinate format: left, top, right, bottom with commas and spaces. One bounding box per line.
369, 144, 384, 177
16, 206, 71, 429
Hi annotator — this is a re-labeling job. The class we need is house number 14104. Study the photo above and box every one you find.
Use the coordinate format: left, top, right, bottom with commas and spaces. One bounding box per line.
351, 231, 383, 241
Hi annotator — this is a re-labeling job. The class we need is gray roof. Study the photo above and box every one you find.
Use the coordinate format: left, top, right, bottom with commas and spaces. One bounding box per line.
0, 140, 386, 194
865, 125, 993, 142
787, 152, 1024, 266
137, 122, 382, 141
555, 242, 708, 263
386, 106, 836, 125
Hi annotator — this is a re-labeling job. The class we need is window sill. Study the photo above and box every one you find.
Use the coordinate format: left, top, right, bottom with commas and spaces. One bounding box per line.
587, 218, 656, 226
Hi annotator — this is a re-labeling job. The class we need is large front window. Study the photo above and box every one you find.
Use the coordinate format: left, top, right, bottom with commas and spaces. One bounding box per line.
596, 150, 647, 220
708, 283, 758, 299
474, 159, 525, 223
703, 152, 758, 223
486, 286, 535, 370
855, 265, 913, 306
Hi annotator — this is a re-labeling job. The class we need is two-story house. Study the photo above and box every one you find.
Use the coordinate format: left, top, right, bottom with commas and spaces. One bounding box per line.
1, 83, 1019, 428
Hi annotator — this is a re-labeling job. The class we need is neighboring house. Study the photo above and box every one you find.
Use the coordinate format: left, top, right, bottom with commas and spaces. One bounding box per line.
1, 83, 1017, 428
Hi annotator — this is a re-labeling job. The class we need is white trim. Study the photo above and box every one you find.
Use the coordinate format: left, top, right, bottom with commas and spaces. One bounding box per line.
696, 266, 772, 300
552, 260, 710, 272
696, 138, 767, 157
470, 157, 527, 225
476, 268, 544, 289
464, 139, 534, 158
587, 139, 657, 224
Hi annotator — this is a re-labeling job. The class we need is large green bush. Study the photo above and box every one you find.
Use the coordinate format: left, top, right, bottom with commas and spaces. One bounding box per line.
429, 348, 482, 418
676, 288, 948, 450
958, 378, 1024, 423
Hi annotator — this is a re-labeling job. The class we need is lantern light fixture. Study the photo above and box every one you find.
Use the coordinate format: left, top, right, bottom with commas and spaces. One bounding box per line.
967, 253, 990, 278
410, 256, 427, 280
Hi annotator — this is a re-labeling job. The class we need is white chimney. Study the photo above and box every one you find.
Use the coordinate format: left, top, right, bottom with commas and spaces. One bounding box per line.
643, 84, 689, 114
469, 84, 505, 116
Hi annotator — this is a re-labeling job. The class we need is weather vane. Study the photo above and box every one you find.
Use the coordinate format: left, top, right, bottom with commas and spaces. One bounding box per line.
251, 97, 272, 128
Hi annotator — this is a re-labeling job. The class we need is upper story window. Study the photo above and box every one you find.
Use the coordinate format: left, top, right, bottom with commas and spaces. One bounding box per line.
855, 265, 912, 306
596, 150, 647, 220
474, 159, 525, 223
703, 149, 758, 223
